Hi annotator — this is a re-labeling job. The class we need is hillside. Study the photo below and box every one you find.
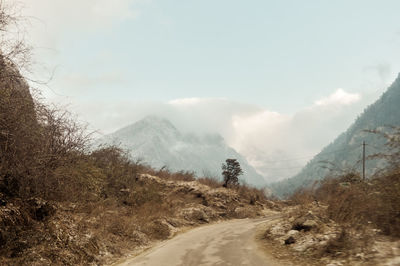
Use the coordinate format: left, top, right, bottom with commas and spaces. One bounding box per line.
0, 52, 274, 264
0, 169, 273, 265
271, 73, 400, 197
97, 116, 267, 187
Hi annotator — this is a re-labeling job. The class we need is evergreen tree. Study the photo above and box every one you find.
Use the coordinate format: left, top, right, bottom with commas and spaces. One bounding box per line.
222, 159, 243, 187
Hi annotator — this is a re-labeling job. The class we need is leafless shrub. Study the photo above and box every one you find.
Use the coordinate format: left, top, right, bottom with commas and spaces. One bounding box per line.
90, 146, 140, 198
290, 170, 400, 238
0, 2, 273, 264
321, 229, 352, 257
0, 0, 31, 75
237, 183, 267, 204
365, 126, 400, 171
289, 187, 317, 206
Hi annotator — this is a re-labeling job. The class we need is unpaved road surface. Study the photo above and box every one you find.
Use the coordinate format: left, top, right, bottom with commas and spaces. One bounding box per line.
117, 216, 282, 266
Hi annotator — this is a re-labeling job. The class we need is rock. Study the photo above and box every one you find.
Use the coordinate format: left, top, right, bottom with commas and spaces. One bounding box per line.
355, 253, 365, 259
166, 218, 181, 228
292, 235, 318, 252
287, 230, 300, 237
318, 240, 328, 247
233, 207, 255, 219
181, 208, 210, 223
27, 198, 55, 221
269, 223, 288, 237
285, 236, 295, 245
0, 198, 6, 207
303, 219, 318, 228
147, 220, 171, 240
326, 262, 344, 266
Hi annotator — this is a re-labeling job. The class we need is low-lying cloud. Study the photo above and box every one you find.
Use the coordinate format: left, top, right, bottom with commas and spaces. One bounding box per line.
63, 88, 375, 183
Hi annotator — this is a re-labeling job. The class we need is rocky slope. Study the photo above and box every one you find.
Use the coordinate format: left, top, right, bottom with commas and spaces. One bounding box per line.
97, 116, 266, 187
271, 74, 400, 197
0, 50, 274, 265
0, 173, 274, 265
261, 203, 400, 266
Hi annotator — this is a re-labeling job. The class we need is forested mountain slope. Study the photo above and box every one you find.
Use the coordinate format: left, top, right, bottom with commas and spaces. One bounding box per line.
271, 73, 400, 197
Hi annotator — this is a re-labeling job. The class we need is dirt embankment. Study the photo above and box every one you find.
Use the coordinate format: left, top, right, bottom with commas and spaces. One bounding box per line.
260, 203, 400, 266
0, 174, 276, 265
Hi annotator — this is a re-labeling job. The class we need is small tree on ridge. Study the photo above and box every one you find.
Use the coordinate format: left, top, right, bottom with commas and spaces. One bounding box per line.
222, 159, 243, 188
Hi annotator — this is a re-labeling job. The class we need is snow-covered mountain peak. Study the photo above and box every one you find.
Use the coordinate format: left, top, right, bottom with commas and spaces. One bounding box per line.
98, 116, 266, 187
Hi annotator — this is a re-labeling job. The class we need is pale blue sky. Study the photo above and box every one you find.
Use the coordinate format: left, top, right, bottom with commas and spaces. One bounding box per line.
26, 0, 400, 113
18, 0, 400, 180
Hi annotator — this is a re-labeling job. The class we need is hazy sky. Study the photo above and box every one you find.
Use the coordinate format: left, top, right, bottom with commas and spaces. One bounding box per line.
13, 0, 400, 181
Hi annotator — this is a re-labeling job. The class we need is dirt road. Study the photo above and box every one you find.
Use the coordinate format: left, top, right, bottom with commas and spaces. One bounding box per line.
117, 216, 282, 266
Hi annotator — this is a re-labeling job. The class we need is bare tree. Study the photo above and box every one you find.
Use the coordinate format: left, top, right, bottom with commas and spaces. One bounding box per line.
0, 1, 91, 199
365, 126, 400, 172
0, 0, 31, 73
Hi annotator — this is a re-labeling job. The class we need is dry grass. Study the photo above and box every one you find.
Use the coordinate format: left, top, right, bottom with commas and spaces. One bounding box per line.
0, 3, 273, 264
289, 171, 400, 238
143, 167, 196, 182
197, 177, 222, 188
237, 183, 267, 205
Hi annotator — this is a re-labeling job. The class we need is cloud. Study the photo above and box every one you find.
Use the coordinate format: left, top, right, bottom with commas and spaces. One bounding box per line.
169, 97, 225, 106
91, 0, 139, 22
10, 0, 151, 92
61, 72, 128, 92
20, 0, 142, 31
314, 89, 361, 106
65, 88, 367, 183
226, 89, 365, 182
12, 0, 148, 68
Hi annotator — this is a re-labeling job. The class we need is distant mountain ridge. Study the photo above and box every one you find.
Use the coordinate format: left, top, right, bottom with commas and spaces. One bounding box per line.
271, 73, 400, 197
97, 116, 266, 187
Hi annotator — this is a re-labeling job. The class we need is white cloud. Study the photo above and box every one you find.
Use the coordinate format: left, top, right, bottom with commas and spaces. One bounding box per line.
62, 72, 128, 91
65, 88, 367, 183
315, 88, 361, 106
91, 0, 139, 22
19, 0, 142, 31
169, 98, 218, 106
11, 0, 147, 68
9, 0, 149, 88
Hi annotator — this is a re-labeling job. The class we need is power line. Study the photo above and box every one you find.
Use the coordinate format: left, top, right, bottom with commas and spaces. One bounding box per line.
258, 145, 365, 173
261, 145, 361, 164
261, 165, 305, 171
365, 143, 382, 151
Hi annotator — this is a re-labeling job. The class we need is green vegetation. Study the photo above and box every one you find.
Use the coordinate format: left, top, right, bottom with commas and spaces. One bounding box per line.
222, 158, 243, 188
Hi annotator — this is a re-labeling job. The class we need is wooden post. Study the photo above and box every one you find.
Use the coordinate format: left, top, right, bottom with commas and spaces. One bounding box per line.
362, 141, 366, 180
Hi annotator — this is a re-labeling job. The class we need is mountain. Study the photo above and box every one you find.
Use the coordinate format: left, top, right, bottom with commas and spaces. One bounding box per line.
97, 116, 266, 187
271, 73, 400, 198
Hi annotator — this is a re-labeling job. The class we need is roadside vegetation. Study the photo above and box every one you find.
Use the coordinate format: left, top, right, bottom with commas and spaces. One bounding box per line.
263, 127, 400, 265
0, 58, 271, 265
0, 3, 273, 264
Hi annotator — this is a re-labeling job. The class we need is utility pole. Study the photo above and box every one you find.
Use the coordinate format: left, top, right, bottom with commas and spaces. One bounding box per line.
362, 141, 366, 180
